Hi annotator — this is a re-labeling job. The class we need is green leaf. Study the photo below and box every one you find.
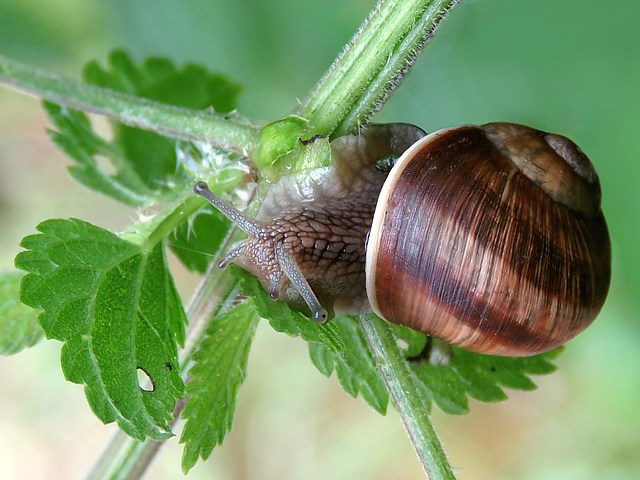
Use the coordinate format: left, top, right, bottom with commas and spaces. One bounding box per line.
234, 268, 389, 414
15, 218, 187, 440
410, 342, 560, 415
45, 102, 149, 205
180, 302, 259, 473
0, 269, 43, 355
380, 322, 559, 415
45, 49, 242, 205
310, 315, 389, 413
83, 50, 241, 112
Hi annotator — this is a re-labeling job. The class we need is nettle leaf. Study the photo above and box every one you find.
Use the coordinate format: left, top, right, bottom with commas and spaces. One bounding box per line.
84, 50, 240, 112
15, 218, 187, 440
235, 267, 559, 416
45, 102, 148, 205
235, 268, 389, 414
412, 346, 560, 415
45, 49, 242, 205
379, 328, 560, 415
0, 270, 43, 355
180, 302, 259, 473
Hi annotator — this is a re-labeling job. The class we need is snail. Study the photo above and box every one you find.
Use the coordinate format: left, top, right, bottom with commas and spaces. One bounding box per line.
194, 122, 611, 356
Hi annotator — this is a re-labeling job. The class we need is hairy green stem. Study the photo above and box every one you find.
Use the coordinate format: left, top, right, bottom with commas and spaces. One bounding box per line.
119, 195, 202, 249
299, 3, 461, 473
0, 54, 261, 154
360, 314, 456, 480
299, 0, 459, 137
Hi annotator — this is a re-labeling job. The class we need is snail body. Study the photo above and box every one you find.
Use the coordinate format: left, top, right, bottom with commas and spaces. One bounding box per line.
194, 122, 610, 356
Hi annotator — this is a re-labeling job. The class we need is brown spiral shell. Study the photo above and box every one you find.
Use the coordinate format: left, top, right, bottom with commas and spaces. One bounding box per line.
365, 123, 611, 356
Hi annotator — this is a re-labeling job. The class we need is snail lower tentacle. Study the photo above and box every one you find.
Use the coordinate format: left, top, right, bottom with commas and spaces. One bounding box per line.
274, 242, 328, 322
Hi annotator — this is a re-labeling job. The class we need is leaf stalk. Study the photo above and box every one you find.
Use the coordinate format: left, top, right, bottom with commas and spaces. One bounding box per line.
299, 0, 459, 138
360, 314, 456, 479
0, 54, 261, 154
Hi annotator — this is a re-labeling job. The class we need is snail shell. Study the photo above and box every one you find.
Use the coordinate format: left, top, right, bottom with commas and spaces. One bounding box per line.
366, 123, 610, 356
194, 122, 611, 356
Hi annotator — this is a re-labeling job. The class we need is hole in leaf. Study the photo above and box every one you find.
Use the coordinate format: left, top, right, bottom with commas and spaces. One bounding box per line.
137, 366, 156, 392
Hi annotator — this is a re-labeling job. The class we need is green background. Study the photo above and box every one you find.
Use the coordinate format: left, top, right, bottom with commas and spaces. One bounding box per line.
0, 1, 638, 479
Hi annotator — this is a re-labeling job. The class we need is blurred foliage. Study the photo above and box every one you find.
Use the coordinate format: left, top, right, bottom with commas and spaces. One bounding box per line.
0, 0, 638, 479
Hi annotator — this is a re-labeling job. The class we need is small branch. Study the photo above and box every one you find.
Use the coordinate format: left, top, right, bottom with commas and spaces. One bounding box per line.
118, 196, 202, 249
359, 313, 456, 480
299, 0, 459, 137
86, 401, 183, 480
298, 3, 462, 472
0, 54, 261, 154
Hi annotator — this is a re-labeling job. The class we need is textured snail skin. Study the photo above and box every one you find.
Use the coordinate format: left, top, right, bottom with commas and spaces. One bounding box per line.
229, 123, 427, 316
234, 192, 378, 315
366, 123, 611, 356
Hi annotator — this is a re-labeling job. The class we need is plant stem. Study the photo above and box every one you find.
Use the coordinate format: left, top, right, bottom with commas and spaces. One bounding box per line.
300, 6, 462, 473
0, 54, 261, 154
118, 195, 202, 248
299, 0, 459, 137
86, 416, 177, 480
301, 7, 462, 475
359, 313, 456, 480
